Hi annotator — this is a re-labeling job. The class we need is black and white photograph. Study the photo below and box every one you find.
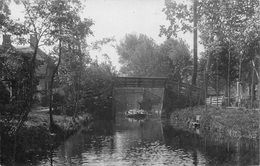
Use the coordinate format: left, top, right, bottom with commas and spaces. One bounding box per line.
1, 0, 260, 165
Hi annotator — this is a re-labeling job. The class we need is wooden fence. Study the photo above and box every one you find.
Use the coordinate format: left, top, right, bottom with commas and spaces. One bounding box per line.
206, 96, 224, 107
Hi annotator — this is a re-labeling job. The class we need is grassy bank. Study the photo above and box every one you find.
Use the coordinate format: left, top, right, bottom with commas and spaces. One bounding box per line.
169, 106, 260, 140
1, 111, 92, 165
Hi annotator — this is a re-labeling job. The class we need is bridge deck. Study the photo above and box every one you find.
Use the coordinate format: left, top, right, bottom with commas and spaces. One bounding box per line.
113, 77, 168, 88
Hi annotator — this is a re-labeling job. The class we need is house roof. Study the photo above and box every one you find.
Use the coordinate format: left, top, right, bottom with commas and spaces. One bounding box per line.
16, 45, 46, 61
1, 34, 55, 67
1, 47, 55, 69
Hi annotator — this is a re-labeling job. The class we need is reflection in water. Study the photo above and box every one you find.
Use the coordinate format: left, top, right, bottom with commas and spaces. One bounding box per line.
39, 117, 259, 166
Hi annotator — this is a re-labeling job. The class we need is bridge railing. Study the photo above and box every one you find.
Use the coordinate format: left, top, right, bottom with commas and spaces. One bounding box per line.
113, 77, 168, 88
167, 79, 202, 106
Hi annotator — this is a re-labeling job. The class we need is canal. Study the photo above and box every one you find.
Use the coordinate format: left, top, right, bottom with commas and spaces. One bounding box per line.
37, 113, 259, 166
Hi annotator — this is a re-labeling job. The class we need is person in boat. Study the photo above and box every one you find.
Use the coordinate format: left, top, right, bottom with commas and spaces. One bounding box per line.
137, 100, 142, 110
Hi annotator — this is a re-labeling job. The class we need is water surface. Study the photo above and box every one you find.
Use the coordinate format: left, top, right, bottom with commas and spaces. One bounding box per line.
38, 116, 259, 166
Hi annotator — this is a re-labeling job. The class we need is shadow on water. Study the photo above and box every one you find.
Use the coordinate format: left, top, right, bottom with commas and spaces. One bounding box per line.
36, 115, 259, 166
163, 123, 260, 166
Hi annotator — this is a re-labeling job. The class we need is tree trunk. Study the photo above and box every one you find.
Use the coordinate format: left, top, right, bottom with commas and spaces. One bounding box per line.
238, 53, 242, 106
192, 0, 198, 86
227, 45, 231, 106
251, 63, 255, 108
225, 79, 229, 106
73, 35, 83, 120
204, 51, 211, 99
216, 56, 219, 106
49, 82, 54, 128
204, 50, 212, 111
49, 25, 62, 130
204, 35, 214, 105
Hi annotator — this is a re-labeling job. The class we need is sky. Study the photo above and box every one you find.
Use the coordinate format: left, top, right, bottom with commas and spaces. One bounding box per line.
6, 0, 203, 71
83, 0, 201, 70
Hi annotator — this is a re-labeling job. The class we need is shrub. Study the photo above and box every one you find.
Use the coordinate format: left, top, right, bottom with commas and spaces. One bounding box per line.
41, 95, 49, 107
53, 93, 66, 115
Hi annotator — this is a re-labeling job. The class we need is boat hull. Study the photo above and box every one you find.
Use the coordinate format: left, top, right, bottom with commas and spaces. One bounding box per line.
125, 109, 148, 119
126, 113, 147, 119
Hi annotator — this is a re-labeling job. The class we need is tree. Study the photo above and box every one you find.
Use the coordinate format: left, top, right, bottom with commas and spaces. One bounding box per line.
160, 0, 197, 85
117, 33, 192, 78
193, 0, 198, 85
117, 33, 162, 77
199, 0, 259, 105
159, 38, 192, 83
161, 0, 260, 105
45, 0, 94, 125
1, 0, 56, 133
80, 59, 117, 119
0, 0, 11, 26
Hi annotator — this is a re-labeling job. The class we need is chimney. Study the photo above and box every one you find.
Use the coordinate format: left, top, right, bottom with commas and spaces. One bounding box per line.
2, 34, 11, 45
30, 34, 37, 48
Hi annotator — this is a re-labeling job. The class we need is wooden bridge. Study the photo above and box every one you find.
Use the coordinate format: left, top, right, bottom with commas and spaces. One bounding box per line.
112, 77, 202, 118
113, 77, 168, 88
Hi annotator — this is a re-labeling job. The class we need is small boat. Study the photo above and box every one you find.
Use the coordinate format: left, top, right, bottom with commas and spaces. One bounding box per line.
125, 109, 148, 119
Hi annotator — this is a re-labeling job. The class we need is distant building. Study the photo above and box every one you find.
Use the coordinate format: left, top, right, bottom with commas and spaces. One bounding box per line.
0, 34, 55, 105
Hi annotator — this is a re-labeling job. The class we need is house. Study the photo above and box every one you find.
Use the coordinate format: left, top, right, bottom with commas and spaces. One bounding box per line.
0, 34, 55, 106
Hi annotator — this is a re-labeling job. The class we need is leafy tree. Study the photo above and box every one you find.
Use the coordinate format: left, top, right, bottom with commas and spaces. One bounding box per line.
0, 0, 50, 132
57, 56, 116, 119
160, 0, 198, 85
117, 33, 192, 79
81, 59, 117, 119
117, 33, 161, 77
199, 0, 260, 104
161, 0, 260, 105
45, 0, 94, 124
3, 0, 94, 128
159, 38, 192, 83
0, 0, 11, 26
3, 0, 57, 132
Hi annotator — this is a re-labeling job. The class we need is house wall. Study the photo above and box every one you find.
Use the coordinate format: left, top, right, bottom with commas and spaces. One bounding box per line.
1, 34, 55, 106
